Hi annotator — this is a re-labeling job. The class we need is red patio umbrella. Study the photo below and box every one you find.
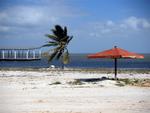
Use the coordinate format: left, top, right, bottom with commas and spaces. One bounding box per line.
87, 46, 144, 79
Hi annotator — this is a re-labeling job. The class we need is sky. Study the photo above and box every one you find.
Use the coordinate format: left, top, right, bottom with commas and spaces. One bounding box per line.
0, 0, 150, 53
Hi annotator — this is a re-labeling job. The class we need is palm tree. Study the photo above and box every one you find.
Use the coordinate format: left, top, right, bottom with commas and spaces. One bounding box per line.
43, 25, 73, 69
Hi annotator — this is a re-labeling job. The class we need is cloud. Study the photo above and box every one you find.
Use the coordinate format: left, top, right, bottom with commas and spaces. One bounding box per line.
0, 0, 85, 52
106, 20, 115, 26
0, 25, 10, 32
122, 16, 150, 30
0, 6, 44, 27
0, 2, 81, 33
0, 6, 60, 26
87, 16, 150, 38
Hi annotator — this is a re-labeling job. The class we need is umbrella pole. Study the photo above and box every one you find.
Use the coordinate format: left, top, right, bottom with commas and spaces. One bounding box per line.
114, 58, 117, 79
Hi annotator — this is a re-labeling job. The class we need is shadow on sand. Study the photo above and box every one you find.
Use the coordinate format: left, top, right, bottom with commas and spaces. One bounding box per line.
75, 76, 115, 83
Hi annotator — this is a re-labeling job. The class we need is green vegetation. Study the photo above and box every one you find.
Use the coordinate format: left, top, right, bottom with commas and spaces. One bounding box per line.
115, 81, 125, 87
118, 78, 150, 87
68, 79, 83, 85
50, 81, 61, 85
43, 25, 73, 68
119, 78, 133, 85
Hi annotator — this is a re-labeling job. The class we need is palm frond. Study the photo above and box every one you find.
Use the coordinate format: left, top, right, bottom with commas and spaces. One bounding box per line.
56, 50, 63, 60
67, 36, 73, 44
55, 25, 64, 34
48, 41, 58, 44
51, 25, 64, 39
45, 34, 58, 41
42, 43, 57, 47
48, 46, 61, 62
48, 50, 58, 62
60, 36, 68, 42
63, 49, 70, 64
64, 26, 67, 36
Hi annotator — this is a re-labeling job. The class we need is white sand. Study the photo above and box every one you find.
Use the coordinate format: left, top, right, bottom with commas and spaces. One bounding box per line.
0, 70, 150, 113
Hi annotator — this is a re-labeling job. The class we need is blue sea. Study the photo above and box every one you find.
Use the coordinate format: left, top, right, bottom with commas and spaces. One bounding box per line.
0, 54, 150, 69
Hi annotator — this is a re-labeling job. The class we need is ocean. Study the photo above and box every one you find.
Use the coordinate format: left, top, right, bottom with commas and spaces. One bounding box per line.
0, 54, 150, 69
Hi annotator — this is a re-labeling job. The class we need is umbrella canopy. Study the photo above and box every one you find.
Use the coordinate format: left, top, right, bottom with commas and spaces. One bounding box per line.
88, 46, 144, 59
87, 46, 144, 79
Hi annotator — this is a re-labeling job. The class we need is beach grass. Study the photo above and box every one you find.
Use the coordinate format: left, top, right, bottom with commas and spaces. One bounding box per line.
118, 78, 150, 87
49, 81, 61, 85
67, 79, 83, 85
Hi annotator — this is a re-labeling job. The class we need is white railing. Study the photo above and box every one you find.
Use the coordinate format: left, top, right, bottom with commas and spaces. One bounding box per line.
0, 48, 42, 60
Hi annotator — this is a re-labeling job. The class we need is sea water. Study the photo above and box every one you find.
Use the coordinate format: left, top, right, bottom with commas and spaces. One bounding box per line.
0, 54, 150, 69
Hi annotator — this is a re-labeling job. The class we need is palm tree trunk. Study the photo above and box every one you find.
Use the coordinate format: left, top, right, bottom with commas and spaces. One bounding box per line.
61, 55, 64, 69
61, 61, 64, 69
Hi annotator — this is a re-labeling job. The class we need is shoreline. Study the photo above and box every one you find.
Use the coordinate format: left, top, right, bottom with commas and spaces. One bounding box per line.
0, 67, 150, 74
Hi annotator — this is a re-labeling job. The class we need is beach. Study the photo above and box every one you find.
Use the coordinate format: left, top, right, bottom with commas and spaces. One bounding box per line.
0, 0, 150, 113
0, 69, 150, 113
